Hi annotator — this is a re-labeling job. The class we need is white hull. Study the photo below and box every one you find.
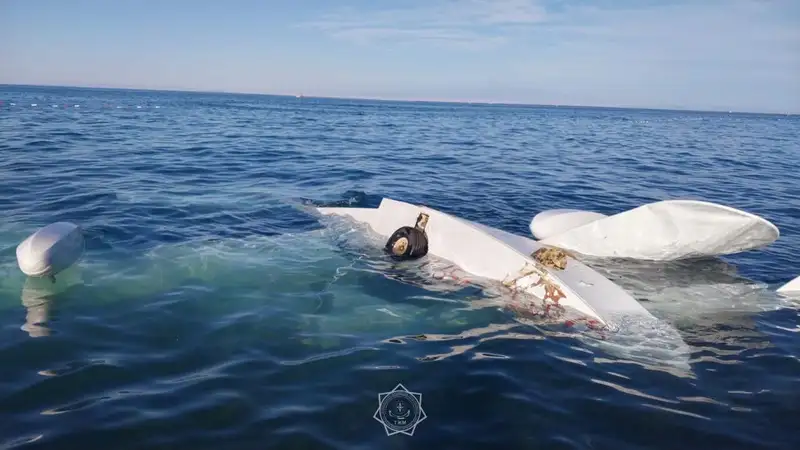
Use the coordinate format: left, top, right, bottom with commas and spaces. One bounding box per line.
317, 198, 672, 331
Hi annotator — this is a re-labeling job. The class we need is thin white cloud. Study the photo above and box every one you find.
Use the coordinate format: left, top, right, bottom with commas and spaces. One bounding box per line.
300, 0, 547, 48
326, 27, 507, 49
516, 1, 800, 111
525, 1, 799, 77
2, 0, 794, 111
300, 0, 799, 111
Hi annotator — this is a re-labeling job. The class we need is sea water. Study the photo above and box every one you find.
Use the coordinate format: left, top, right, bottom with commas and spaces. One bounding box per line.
1, 85, 799, 449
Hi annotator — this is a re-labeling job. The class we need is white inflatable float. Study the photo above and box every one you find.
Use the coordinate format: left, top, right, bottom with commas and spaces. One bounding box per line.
16, 222, 85, 281
530, 200, 779, 261
317, 197, 677, 331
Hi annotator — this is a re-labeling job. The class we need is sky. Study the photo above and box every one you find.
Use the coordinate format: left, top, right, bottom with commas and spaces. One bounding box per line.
1, 0, 798, 113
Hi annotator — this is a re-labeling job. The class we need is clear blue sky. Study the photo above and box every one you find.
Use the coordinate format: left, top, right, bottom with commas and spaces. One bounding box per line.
1, 0, 798, 113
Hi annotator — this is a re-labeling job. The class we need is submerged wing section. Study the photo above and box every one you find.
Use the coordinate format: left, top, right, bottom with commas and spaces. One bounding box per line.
319, 198, 692, 371
320, 197, 673, 329
778, 275, 800, 293
467, 220, 656, 320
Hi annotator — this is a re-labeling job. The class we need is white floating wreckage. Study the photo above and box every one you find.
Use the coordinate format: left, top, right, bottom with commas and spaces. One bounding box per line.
530, 199, 779, 261
318, 198, 670, 330
16, 222, 85, 282
315, 197, 800, 367
10, 202, 794, 357
778, 275, 800, 294
529, 209, 608, 241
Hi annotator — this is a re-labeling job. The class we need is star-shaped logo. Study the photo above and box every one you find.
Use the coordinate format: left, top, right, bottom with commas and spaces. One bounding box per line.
373, 383, 427, 436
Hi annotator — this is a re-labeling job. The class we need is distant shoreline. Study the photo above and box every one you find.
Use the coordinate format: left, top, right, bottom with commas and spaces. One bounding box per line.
0, 83, 795, 116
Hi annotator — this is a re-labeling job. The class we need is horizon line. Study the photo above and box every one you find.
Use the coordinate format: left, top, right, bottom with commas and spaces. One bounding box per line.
0, 82, 795, 116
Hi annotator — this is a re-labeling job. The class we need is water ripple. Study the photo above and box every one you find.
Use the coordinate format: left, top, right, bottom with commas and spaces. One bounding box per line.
1, 85, 799, 449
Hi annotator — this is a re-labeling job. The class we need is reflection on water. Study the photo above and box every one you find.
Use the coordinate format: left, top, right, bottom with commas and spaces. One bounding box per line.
19, 265, 85, 338
21, 296, 49, 338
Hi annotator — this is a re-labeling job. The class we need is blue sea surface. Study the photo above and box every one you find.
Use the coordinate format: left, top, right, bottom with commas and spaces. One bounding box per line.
1, 85, 799, 449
